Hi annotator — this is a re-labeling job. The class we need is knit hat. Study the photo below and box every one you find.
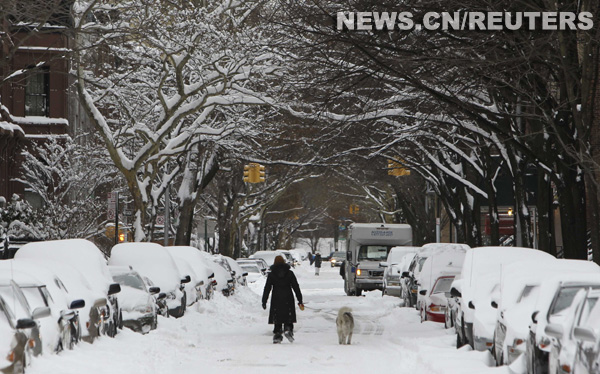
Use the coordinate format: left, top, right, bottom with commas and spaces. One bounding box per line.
273, 255, 286, 265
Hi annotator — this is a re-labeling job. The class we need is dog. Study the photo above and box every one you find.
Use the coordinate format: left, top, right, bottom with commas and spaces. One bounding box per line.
336, 307, 354, 345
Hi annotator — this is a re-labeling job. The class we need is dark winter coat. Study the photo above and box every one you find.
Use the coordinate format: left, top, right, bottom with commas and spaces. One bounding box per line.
314, 254, 322, 268
262, 263, 303, 324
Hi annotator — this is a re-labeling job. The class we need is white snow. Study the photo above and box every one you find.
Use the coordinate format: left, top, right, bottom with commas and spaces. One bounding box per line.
25, 266, 507, 374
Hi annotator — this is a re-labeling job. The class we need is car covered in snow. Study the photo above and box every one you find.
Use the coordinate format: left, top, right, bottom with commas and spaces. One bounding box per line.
571, 289, 600, 374
237, 262, 264, 283
491, 259, 600, 366
197, 251, 235, 296
380, 246, 419, 297
249, 250, 285, 268
450, 246, 554, 351
109, 266, 160, 334
165, 246, 215, 301
109, 243, 189, 318
216, 255, 248, 287
15, 239, 122, 340
237, 258, 268, 275
525, 273, 600, 374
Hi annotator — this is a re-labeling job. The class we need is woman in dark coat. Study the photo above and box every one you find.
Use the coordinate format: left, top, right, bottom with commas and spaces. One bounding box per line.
314, 253, 322, 276
262, 255, 304, 343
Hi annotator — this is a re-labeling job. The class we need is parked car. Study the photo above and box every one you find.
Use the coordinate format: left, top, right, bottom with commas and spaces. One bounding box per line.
415, 246, 467, 320
197, 251, 235, 296
450, 246, 554, 351
288, 249, 305, 264
402, 243, 469, 308
0, 259, 86, 353
237, 259, 268, 275
109, 266, 160, 334
166, 246, 215, 300
15, 239, 121, 340
491, 259, 600, 366
277, 250, 297, 267
0, 291, 42, 374
381, 246, 419, 297
237, 262, 264, 283
109, 243, 188, 318
0, 275, 51, 364
525, 273, 600, 374
216, 255, 248, 287
249, 250, 285, 268
572, 289, 600, 374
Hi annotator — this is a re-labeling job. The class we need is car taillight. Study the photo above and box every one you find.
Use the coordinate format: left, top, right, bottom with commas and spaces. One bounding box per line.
428, 304, 443, 312
6, 350, 15, 362
86, 321, 90, 329
28, 338, 35, 348
561, 364, 571, 373
514, 338, 524, 346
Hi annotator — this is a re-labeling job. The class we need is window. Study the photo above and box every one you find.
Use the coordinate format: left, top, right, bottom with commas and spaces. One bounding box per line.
357, 245, 391, 261
25, 68, 49, 116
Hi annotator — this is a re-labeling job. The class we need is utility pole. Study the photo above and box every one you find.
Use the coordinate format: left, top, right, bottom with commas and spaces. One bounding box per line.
164, 188, 169, 246
114, 191, 119, 245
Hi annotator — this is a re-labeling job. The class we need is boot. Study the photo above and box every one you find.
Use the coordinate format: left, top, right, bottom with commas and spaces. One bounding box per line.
284, 329, 294, 343
273, 333, 283, 344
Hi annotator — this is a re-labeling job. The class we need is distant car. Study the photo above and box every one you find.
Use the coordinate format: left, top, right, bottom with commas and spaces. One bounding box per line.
571, 289, 600, 374
330, 251, 345, 267
109, 266, 160, 334
423, 275, 455, 323
109, 243, 188, 318
380, 246, 419, 297
15, 239, 122, 340
249, 250, 285, 268
238, 263, 264, 283
276, 250, 296, 267
0, 291, 42, 374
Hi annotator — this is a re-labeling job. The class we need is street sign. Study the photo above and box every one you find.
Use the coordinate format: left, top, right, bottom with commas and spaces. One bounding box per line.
124, 210, 133, 217
107, 192, 117, 220
107, 209, 115, 220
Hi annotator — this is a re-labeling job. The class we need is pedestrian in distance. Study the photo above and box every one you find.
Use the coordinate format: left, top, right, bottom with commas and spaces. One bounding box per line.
262, 255, 304, 344
314, 253, 322, 276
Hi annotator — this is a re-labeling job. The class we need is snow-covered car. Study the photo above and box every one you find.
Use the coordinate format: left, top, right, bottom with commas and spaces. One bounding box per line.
491, 259, 600, 366
525, 273, 600, 374
571, 290, 600, 374
416, 247, 467, 322
167, 254, 202, 306
0, 275, 51, 364
0, 259, 85, 353
329, 251, 345, 267
198, 251, 235, 296
15, 239, 122, 340
249, 250, 285, 268
165, 246, 215, 301
237, 258, 268, 274
109, 243, 188, 318
238, 262, 264, 283
402, 243, 469, 308
217, 255, 248, 287
109, 266, 160, 334
288, 249, 305, 264
0, 290, 42, 374
276, 249, 296, 267
451, 246, 554, 351
381, 246, 419, 297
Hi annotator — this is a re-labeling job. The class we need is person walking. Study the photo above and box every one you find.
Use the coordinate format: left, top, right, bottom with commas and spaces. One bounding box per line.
262, 255, 304, 344
314, 253, 322, 276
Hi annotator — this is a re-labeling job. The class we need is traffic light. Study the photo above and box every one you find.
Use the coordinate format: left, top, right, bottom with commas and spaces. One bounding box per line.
119, 231, 126, 242
258, 164, 265, 182
243, 164, 251, 182
349, 204, 359, 215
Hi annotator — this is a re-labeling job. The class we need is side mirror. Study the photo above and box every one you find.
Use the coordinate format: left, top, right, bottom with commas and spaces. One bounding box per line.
468, 301, 475, 310
157, 292, 167, 300
491, 301, 498, 309
32, 306, 51, 319
149, 287, 161, 295
419, 290, 427, 296
69, 299, 85, 310
242, 272, 248, 277
231, 271, 236, 276
346, 251, 352, 261
93, 298, 108, 308
401, 271, 410, 278
16, 318, 37, 329
380, 262, 389, 268
545, 323, 565, 339
531, 311, 539, 324
108, 283, 121, 295
450, 287, 462, 298
181, 275, 191, 284
573, 327, 597, 343
208, 273, 215, 279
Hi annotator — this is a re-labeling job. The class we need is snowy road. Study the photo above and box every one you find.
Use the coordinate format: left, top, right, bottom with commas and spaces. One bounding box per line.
28, 265, 510, 374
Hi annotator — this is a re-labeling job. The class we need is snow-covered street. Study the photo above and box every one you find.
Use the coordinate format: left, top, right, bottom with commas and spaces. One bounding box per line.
27, 265, 509, 374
